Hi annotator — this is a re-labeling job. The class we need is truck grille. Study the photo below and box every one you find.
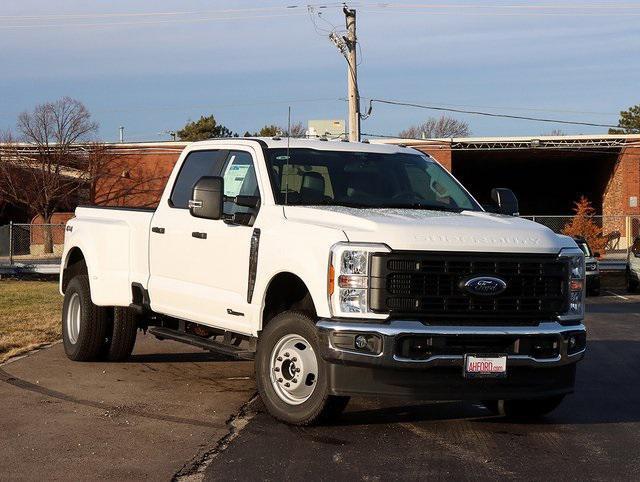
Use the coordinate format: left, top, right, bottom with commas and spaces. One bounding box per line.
370, 252, 568, 323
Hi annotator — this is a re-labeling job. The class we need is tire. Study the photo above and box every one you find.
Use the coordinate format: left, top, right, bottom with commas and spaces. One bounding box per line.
255, 311, 350, 425
62, 275, 109, 361
483, 395, 565, 418
105, 307, 138, 361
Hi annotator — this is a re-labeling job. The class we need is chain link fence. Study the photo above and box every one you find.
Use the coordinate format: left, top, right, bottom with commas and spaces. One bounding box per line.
0, 223, 66, 269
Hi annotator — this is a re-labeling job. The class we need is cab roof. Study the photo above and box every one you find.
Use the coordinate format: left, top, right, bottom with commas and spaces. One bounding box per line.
187, 137, 420, 155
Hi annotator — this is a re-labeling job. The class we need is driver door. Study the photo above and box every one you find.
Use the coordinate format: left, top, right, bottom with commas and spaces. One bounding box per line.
180, 149, 261, 334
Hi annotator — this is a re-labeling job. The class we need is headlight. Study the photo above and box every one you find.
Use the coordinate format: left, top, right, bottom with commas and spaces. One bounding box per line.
558, 248, 585, 322
328, 243, 390, 318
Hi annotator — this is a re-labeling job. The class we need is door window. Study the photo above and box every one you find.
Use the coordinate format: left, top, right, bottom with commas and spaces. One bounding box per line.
170, 150, 227, 208
222, 151, 260, 216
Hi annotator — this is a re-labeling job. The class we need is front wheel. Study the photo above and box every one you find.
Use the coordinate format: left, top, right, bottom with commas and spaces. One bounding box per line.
483, 395, 565, 418
255, 311, 349, 425
62, 275, 109, 361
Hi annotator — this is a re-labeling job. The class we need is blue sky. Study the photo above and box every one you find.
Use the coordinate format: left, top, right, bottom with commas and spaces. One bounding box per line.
1, 1, 638, 141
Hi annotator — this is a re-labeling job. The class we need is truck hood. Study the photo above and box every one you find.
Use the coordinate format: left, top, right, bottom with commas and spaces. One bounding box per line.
284, 206, 574, 253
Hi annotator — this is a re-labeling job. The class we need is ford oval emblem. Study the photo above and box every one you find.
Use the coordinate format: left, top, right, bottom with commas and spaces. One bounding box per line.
462, 276, 507, 296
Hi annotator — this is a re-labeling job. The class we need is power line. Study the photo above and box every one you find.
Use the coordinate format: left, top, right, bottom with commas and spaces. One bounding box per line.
0, 12, 311, 29
3, 2, 639, 20
0, 4, 348, 20
357, 97, 617, 117
365, 99, 622, 129
3, 2, 639, 29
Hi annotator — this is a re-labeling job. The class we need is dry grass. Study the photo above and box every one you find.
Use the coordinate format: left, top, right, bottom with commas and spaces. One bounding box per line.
0, 280, 62, 363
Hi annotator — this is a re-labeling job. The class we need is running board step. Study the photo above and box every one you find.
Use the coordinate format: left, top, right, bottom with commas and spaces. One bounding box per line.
148, 327, 255, 360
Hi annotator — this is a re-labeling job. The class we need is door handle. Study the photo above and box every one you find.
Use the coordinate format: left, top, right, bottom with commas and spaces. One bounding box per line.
152, 227, 165, 234
192, 232, 207, 239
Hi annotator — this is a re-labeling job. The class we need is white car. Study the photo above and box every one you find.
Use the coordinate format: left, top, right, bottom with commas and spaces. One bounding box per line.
626, 237, 640, 292
59, 138, 586, 424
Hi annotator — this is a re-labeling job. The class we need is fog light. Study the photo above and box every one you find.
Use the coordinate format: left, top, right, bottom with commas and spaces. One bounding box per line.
331, 332, 382, 355
355, 335, 367, 349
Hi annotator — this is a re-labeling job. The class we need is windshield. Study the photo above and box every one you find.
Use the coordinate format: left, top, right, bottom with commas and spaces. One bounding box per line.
265, 148, 481, 212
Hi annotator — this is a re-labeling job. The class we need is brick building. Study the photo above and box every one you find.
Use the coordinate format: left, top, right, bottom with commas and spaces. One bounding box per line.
2, 135, 639, 245
378, 135, 640, 219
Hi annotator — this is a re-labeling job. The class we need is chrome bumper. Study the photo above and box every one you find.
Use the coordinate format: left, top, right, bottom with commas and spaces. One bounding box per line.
317, 319, 586, 369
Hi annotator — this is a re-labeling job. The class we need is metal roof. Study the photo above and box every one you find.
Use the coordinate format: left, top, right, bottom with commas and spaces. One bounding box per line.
373, 134, 640, 151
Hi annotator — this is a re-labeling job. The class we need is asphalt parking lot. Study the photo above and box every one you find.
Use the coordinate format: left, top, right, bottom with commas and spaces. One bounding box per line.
203, 292, 640, 482
0, 335, 254, 480
1, 293, 639, 481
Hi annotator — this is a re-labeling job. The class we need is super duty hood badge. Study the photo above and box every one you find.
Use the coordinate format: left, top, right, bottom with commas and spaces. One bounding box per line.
461, 276, 507, 296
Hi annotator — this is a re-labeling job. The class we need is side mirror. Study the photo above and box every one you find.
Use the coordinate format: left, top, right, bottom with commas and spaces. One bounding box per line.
593, 251, 601, 259
491, 188, 519, 216
189, 176, 224, 220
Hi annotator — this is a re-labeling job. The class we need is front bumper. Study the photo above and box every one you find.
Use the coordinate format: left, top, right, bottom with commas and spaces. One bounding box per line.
317, 319, 586, 400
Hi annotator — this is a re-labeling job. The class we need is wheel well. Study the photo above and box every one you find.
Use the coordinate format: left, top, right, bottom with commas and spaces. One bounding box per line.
61, 248, 87, 293
262, 273, 316, 328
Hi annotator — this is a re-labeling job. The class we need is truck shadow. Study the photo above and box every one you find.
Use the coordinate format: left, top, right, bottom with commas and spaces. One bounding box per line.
128, 352, 239, 363
332, 339, 640, 427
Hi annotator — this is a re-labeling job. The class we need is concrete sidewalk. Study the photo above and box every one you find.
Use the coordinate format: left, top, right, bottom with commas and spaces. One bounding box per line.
0, 333, 254, 480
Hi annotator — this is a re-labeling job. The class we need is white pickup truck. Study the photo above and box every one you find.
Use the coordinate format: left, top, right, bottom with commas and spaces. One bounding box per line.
60, 138, 587, 424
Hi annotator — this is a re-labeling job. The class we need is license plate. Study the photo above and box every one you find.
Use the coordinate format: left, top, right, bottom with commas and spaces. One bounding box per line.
464, 354, 507, 378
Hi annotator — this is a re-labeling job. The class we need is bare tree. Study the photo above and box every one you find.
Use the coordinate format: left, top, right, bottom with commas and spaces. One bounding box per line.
399, 115, 470, 139
288, 122, 307, 138
542, 129, 565, 136
0, 97, 165, 253
0, 97, 99, 253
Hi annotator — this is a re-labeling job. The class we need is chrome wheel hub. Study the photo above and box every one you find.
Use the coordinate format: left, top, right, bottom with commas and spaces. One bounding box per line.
66, 292, 81, 345
269, 334, 318, 405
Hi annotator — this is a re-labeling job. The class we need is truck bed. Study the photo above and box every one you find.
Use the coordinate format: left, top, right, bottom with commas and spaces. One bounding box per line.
70, 206, 155, 306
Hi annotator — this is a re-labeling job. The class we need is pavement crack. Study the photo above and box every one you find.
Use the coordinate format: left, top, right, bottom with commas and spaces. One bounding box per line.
173, 393, 259, 482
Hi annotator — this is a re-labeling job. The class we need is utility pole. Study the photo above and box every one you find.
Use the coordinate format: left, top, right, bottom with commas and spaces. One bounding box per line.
161, 130, 177, 141
344, 7, 360, 142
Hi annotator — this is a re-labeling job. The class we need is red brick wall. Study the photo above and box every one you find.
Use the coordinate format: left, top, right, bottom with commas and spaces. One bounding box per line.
30, 213, 74, 244
415, 145, 453, 171
601, 144, 640, 242
603, 144, 640, 217
93, 148, 183, 208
